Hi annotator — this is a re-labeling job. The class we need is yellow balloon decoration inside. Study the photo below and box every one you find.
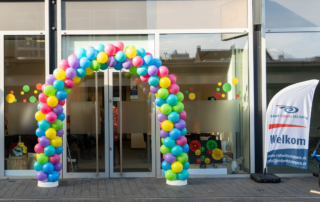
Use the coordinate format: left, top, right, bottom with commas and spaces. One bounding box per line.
21, 91, 24, 95
6, 94, 15, 103
222, 94, 225, 98
218, 82, 222, 86
189, 93, 196, 100
232, 78, 239, 85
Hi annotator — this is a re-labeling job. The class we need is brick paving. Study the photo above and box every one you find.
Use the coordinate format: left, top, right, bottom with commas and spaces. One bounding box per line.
0, 177, 319, 201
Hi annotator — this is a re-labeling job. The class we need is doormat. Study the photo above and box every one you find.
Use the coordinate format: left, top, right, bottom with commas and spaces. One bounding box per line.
114, 168, 151, 172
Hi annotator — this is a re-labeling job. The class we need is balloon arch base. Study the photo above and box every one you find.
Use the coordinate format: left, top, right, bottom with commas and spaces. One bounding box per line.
166, 179, 187, 186
38, 181, 59, 188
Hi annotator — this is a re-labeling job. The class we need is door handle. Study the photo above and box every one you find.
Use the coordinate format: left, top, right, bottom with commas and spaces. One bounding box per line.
110, 147, 112, 151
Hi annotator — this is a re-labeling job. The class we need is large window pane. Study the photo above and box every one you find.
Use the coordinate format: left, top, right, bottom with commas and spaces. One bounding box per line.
4, 35, 45, 171
61, 0, 248, 30
160, 33, 249, 174
266, 0, 320, 28
266, 32, 320, 173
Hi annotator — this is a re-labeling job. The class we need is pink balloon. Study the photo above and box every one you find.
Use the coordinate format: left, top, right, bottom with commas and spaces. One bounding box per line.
167, 74, 177, 85
176, 136, 187, 146
41, 103, 52, 114
39, 93, 49, 104
59, 59, 69, 71
34, 143, 45, 154
134, 77, 142, 85
68, 54, 77, 61
104, 43, 116, 56
179, 110, 187, 120
140, 74, 150, 82
42, 84, 49, 92
46, 112, 57, 123
132, 56, 143, 67
114, 41, 124, 51
49, 154, 60, 164
58, 100, 65, 106
64, 79, 74, 89
146, 52, 153, 57
168, 84, 180, 94
158, 66, 169, 77
38, 138, 40, 142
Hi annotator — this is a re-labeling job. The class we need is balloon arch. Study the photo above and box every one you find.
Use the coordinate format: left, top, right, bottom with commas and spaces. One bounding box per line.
34, 42, 189, 187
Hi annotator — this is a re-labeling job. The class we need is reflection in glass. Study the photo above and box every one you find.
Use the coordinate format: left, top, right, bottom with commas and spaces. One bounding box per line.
266, 32, 320, 174
160, 33, 249, 174
4, 35, 45, 170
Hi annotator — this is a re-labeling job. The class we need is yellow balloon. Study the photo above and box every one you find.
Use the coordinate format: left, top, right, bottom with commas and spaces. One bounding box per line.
218, 82, 222, 86
54, 69, 66, 80
36, 154, 38, 159
86, 67, 93, 75
47, 96, 58, 107
73, 76, 81, 84
232, 78, 239, 85
6, 94, 15, 103
222, 94, 225, 98
162, 120, 174, 132
159, 77, 171, 89
155, 93, 158, 97
45, 128, 57, 140
171, 162, 183, 173
35, 111, 46, 121
34, 90, 38, 94
125, 46, 137, 59
51, 136, 62, 147
21, 91, 24, 95
189, 93, 196, 100
97, 52, 108, 63
158, 107, 161, 112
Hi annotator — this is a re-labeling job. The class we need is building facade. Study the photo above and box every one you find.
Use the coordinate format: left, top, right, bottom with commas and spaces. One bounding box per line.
0, 0, 318, 179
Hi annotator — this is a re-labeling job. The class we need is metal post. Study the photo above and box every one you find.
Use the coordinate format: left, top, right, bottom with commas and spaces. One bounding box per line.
119, 71, 122, 177
95, 71, 99, 177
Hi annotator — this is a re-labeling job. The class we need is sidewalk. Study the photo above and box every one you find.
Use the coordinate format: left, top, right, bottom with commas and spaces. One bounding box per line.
0, 177, 319, 201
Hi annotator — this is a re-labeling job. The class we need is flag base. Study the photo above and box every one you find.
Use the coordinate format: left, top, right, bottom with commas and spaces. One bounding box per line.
38, 181, 59, 188
250, 173, 281, 183
166, 180, 187, 186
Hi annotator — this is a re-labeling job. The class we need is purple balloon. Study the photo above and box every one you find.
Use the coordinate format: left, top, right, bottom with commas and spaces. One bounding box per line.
157, 112, 168, 122
174, 119, 186, 130
36, 170, 48, 181
54, 162, 62, 171
52, 105, 63, 115
107, 56, 117, 67
122, 58, 133, 69
56, 129, 64, 137
164, 153, 176, 164
46, 74, 56, 85
39, 136, 51, 147
150, 85, 160, 93
86, 46, 94, 51
160, 130, 169, 138
68, 56, 79, 68
147, 65, 158, 76
65, 68, 76, 79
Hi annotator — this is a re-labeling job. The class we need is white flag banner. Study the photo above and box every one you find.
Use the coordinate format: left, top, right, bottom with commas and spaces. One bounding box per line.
265, 80, 319, 169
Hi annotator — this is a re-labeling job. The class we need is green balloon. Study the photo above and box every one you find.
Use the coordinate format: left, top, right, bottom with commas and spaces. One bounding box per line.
63, 87, 71, 95
173, 102, 184, 113
160, 145, 171, 154
124, 72, 132, 78
177, 153, 188, 164
51, 119, 63, 130
161, 138, 165, 144
23, 85, 30, 92
90, 60, 101, 71
175, 92, 184, 102
161, 103, 172, 115
158, 88, 169, 99
44, 85, 56, 96
129, 66, 137, 75
222, 83, 232, 92
165, 170, 177, 181
29, 96, 37, 103
37, 153, 49, 164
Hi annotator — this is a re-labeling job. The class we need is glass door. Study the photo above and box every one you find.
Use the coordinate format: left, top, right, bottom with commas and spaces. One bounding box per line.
108, 69, 155, 178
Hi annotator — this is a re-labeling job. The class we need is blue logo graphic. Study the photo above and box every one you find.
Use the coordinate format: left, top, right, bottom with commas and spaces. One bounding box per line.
277, 106, 299, 113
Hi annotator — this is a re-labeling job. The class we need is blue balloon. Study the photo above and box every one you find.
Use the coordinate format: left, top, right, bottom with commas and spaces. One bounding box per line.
100, 63, 108, 70
53, 80, 64, 91
148, 76, 159, 86
155, 97, 166, 107
55, 146, 63, 155
168, 112, 179, 123
55, 90, 67, 101
48, 171, 60, 182
166, 94, 178, 106
37, 103, 43, 111
181, 128, 187, 136
43, 162, 54, 174
80, 57, 91, 68
44, 145, 56, 156
34, 161, 43, 171
137, 65, 148, 76
57, 113, 65, 121
182, 162, 190, 170
143, 55, 153, 66
136, 48, 146, 57
177, 169, 189, 181
181, 144, 189, 153
36, 128, 45, 137
95, 44, 105, 53
76, 68, 86, 78
171, 145, 183, 156
169, 128, 181, 140
114, 61, 123, 70
37, 122, 40, 127
153, 58, 162, 68
39, 120, 50, 131
162, 169, 166, 176
75, 48, 86, 59
86, 47, 97, 60
163, 137, 175, 148
115, 51, 126, 63
161, 161, 172, 170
